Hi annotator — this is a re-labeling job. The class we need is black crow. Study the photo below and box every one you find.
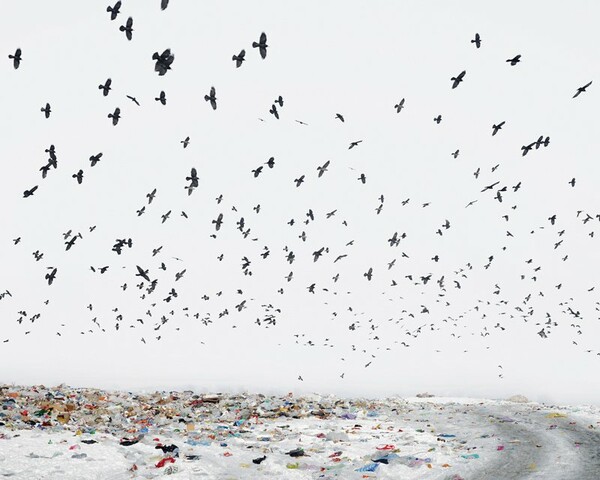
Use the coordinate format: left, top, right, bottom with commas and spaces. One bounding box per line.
9, 48, 22, 69
252, 32, 268, 59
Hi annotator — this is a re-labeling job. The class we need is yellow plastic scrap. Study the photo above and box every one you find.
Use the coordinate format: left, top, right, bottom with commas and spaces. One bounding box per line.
56, 413, 70, 424
545, 412, 567, 419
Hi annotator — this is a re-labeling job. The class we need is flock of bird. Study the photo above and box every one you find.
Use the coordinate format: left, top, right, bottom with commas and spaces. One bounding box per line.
2, 3, 599, 386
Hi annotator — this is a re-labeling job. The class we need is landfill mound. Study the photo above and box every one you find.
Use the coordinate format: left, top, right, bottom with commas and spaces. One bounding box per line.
1, 384, 599, 479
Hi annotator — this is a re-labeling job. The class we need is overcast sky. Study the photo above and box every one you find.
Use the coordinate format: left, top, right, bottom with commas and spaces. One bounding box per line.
1, 0, 599, 405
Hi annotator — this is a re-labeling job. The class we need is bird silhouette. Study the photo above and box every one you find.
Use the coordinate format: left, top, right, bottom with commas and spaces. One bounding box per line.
204, 87, 217, 110
8, 48, 22, 69
451, 70, 466, 89
107, 1, 121, 20
232, 49, 245, 68
147, 189, 157, 204
41, 103, 51, 118
471, 33, 481, 48
126, 95, 140, 106
119, 17, 133, 41
45, 268, 57, 286
98, 78, 112, 96
89, 153, 103, 166
23, 186, 38, 198
492, 121, 505, 136
108, 107, 121, 125
72, 170, 84, 184
317, 161, 330, 178
212, 213, 224, 231
573, 81, 592, 98
506, 55, 521, 66
153, 49, 174, 76
252, 32, 268, 59
155, 90, 167, 105
394, 99, 405, 113
135, 266, 151, 282
185, 168, 199, 194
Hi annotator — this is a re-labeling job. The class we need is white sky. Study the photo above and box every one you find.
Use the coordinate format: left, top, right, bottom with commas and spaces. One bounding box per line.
1, 0, 599, 405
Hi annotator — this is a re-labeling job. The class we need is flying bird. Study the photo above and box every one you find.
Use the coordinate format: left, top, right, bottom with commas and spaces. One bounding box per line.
155, 91, 167, 105
252, 32, 268, 59
573, 81, 592, 98
23, 186, 38, 198
126, 95, 140, 106
89, 153, 103, 166
8, 48, 22, 69
72, 170, 84, 184
186, 168, 199, 193
349, 140, 363, 149
135, 266, 151, 282
99, 78, 112, 96
147, 189, 157, 204
471, 33, 481, 48
506, 55, 521, 66
161, 0, 169, 10
451, 70, 466, 89
153, 49, 175, 76
433, 115, 442, 124
212, 213, 224, 231
119, 17, 134, 41
204, 87, 217, 110
108, 107, 121, 125
269, 104, 279, 119
394, 99, 405, 113
317, 161, 330, 178
181, 136, 190, 148
335, 113, 345, 122
232, 49, 245, 68
492, 121, 505, 136
107, 1, 121, 20
45, 268, 57, 286
41, 103, 51, 118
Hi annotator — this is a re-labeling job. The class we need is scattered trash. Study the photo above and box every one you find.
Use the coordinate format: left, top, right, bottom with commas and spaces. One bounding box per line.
355, 462, 380, 472
506, 394, 530, 403
461, 453, 480, 459
0, 384, 598, 478
287, 448, 305, 457
416, 392, 436, 398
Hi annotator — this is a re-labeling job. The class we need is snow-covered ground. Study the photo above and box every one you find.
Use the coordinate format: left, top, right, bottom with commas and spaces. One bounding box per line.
1, 387, 599, 479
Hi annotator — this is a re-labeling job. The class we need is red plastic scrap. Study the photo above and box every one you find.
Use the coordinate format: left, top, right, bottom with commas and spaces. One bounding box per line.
376, 444, 395, 450
156, 457, 176, 468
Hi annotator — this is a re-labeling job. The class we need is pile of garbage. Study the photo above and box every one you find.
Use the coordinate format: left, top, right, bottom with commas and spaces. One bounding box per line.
1, 384, 597, 479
